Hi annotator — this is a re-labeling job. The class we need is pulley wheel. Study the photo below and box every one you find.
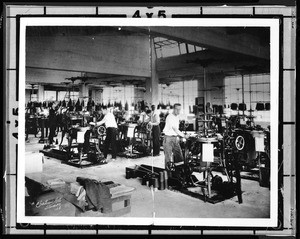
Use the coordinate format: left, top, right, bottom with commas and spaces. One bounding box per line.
97, 125, 106, 135
235, 135, 245, 151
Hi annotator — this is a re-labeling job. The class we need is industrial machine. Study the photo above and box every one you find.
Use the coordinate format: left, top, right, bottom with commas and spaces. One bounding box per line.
216, 69, 271, 185
40, 111, 107, 168
164, 128, 243, 203
118, 122, 153, 158
125, 65, 244, 203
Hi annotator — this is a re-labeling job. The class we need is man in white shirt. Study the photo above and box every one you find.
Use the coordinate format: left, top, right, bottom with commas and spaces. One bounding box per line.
138, 106, 150, 123
90, 106, 118, 160
163, 103, 188, 171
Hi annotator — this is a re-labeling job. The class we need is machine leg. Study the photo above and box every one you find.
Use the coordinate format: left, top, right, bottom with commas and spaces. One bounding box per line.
40, 121, 45, 139
206, 163, 212, 198
207, 171, 211, 198
78, 147, 83, 166
59, 130, 66, 146
201, 187, 206, 202
233, 159, 243, 204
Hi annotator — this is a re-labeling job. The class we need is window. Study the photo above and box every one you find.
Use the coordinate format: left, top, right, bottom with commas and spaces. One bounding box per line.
187, 44, 195, 53
154, 37, 206, 58
102, 85, 134, 108
224, 73, 270, 125
44, 90, 57, 101
57, 91, 68, 101
179, 43, 187, 54
158, 80, 198, 115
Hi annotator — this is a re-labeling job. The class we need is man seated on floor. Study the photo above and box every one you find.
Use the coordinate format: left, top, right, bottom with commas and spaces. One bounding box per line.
162, 103, 189, 171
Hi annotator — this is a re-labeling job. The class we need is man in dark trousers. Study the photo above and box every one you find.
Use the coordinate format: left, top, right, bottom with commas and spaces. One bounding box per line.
90, 106, 118, 162
48, 102, 58, 146
149, 105, 161, 156
163, 103, 189, 171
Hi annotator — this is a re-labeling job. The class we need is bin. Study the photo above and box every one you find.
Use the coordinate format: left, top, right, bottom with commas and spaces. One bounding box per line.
259, 166, 270, 187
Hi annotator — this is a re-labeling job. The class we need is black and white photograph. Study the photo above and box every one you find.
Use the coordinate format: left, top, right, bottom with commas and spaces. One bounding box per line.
17, 17, 279, 227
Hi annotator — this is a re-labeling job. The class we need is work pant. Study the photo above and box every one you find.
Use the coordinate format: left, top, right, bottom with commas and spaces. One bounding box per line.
163, 135, 184, 168
44, 119, 49, 137
48, 124, 56, 144
39, 118, 49, 138
83, 130, 91, 153
152, 125, 161, 155
103, 127, 118, 159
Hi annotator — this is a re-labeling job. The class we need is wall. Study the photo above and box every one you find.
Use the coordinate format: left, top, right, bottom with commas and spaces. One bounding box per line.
26, 33, 151, 84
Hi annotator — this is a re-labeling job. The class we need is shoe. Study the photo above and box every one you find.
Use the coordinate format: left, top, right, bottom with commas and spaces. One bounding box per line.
111, 158, 116, 161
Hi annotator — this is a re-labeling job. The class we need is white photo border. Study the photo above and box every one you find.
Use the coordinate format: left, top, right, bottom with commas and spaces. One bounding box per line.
17, 17, 279, 227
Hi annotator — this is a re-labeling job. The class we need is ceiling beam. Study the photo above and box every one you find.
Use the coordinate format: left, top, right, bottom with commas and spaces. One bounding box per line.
157, 50, 269, 79
125, 26, 269, 60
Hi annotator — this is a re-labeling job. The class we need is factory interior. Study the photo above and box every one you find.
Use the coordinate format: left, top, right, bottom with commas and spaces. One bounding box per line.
24, 25, 271, 218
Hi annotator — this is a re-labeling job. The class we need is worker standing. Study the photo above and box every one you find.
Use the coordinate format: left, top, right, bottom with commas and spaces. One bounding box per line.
206, 102, 213, 114
138, 105, 150, 123
90, 106, 118, 161
162, 103, 189, 171
48, 102, 58, 147
149, 105, 161, 156
206, 102, 213, 128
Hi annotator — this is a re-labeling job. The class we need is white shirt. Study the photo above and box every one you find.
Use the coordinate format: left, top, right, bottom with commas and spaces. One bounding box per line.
138, 112, 150, 123
163, 113, 184, 137
150, 110, 160, 125
97, 112, 118, 128
40, 108, 49, 117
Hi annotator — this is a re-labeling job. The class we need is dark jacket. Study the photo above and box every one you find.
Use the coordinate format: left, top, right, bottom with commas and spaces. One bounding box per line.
76, 177, 112, 213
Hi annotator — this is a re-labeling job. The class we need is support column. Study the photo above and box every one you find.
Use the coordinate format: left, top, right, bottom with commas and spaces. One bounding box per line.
145, 38, 159, 107
205, 72, 226, 107
37, 85, 44, 102
99, 89, 103, 104
205, 73, 212, 105
91, 89, 96, 101
79, 84, 89, 106
93, 89, 103, 104
197, 76, 204, 98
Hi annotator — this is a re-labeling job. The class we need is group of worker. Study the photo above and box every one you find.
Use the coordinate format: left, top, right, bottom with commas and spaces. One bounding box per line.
27, 100, 189, 172
25, 102, 59, 145
91, 104, 162, 162
91, 103, 187, 171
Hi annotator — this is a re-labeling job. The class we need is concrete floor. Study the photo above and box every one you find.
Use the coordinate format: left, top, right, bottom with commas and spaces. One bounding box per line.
25, 132, 270, 218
